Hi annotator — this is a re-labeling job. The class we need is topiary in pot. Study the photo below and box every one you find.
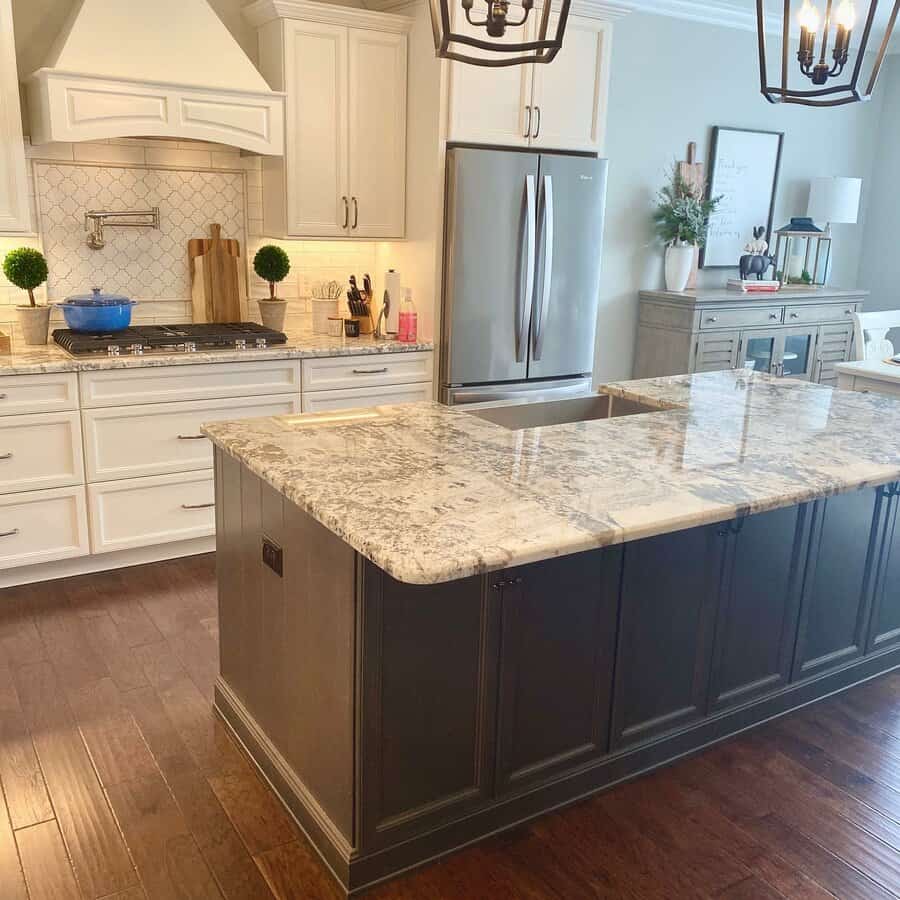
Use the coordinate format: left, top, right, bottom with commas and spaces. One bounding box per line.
2, 247, 51, 346
253, 245, 291, 332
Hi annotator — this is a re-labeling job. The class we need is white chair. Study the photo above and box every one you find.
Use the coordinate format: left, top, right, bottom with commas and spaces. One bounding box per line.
852, 310, 900, 361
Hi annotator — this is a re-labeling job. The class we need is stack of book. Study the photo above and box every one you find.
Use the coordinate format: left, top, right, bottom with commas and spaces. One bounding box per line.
727, 279, 781, 293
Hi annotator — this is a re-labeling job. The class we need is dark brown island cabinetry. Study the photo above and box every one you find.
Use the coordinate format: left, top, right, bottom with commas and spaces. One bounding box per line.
213, 449, 900, 895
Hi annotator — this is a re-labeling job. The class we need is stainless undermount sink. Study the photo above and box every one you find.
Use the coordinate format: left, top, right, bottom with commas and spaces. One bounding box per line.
463, 393, 657, 430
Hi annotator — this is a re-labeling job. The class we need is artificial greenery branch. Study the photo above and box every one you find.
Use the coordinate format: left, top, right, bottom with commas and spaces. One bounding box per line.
2, 247, 49, 307
253, 245, 291, 301
653, 165, 722, 248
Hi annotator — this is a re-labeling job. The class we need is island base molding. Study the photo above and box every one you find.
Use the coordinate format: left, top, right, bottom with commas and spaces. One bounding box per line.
215, 635, 900, 895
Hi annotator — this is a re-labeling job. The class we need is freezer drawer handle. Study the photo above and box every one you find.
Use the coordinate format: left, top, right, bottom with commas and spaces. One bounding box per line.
177, 434, 207, 441
533, 174, 554, 362
517, 175, 537, 364
181, 502, 215, 510
0, 528, 19, 538
352, 367, 389, 375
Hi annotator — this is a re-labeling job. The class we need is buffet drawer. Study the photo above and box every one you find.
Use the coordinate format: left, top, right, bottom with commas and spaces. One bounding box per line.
301, 381, 432, 412
301, 352, 433, 392
0, 486, 89, 569
0, 411, 84, 495
698, 306, 783, 330
0, 372, 79, 416
79, 360, 302, 408
82, 394, 300, 482
784, 302, 858, 326
88, 470, 215, 553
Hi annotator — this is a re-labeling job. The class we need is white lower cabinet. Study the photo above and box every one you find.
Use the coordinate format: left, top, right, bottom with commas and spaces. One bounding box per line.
0, 411, 84, 494
301, 381, 432, 412
88, 470, 216, 553
0, 486, 89, 568
82, 394, 300, 482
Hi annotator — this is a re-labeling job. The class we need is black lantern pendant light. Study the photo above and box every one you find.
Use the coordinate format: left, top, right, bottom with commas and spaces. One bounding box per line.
428, 0, 571, 66
757, 0, 900, 106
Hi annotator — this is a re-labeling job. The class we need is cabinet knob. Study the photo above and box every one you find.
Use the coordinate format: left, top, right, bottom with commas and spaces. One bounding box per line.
706, 316, 718, 323
0, 452, 12, 460
0, 528, 19, 538
790, 312, 800, 319
844, 309, 853, 315
769, 313, 778, 320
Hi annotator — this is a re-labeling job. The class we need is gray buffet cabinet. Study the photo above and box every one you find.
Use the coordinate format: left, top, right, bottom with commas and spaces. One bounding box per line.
214, 448, 900, 894
636, 288, 867, 384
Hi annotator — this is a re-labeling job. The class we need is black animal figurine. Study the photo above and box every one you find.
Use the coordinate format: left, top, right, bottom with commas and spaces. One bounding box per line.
739, 252, 776, 281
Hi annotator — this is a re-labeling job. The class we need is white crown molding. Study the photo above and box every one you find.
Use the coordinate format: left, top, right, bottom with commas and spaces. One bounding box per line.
244, 0, 414, 32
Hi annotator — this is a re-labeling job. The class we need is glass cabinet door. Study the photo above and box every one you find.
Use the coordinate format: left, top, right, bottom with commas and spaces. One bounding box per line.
778, 329, 818, 380
741, 332, 778, 374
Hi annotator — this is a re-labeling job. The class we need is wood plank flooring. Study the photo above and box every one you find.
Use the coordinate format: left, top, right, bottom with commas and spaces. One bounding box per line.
2, 555, 900, 898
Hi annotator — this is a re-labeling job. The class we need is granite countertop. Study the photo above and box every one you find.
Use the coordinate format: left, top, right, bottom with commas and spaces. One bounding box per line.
0, 318, 432, 376
202, 370, 900, 585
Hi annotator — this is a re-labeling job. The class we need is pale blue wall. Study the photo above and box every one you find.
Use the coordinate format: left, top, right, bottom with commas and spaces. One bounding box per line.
596, 12, 889, 381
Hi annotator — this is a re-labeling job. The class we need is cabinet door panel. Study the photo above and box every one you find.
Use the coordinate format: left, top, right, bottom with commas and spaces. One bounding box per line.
867, 488, 900, 653
816, 323, 854, 386
530, 18, 609, 152
778, 327, 818, 380
348, 28, 406, 238
611, 524, 724, 749
495, 549, 620, 795
284, 20, 348, 236
708, 506, 806, 711
794, 488, 884, 679
361, 567, 497, 848
446, 14, 533, 146
694, 331, 741, 372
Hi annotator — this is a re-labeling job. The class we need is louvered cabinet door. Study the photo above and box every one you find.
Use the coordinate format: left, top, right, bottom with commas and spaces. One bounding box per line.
815, 323, 854, 385
692, 331, 741, 373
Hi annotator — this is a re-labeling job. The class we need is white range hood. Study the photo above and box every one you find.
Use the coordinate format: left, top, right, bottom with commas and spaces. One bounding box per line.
26, 0, 284, 155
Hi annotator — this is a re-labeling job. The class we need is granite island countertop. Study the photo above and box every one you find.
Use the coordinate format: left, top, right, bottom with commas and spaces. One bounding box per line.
0, 318, 432, 376
202, 370, 900, 585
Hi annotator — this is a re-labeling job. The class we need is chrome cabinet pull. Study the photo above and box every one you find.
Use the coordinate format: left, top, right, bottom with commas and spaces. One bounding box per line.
0, 394, 7, 400
352, 367, 388, 375
492, 576, 523, 590
0, 452, 12, 460
523, 105, 532, 138
352, 197, 359, 230
0, 528, 19, 538
177, 434, 206, 440
182, 502, 215, 510
533, 106, 541, 139
342, 196, 349, 229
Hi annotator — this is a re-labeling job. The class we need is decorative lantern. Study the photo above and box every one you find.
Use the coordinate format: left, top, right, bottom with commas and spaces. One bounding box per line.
756, 0, 900, 106
428, 0, 571, 66
773, 218, 832, 287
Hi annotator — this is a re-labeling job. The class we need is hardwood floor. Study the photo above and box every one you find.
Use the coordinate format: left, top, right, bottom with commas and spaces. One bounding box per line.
2, 555, 900, 898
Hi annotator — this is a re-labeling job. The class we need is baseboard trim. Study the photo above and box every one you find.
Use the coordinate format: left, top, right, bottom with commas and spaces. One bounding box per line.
217, 646, 900, 895
0, 536, 215, 588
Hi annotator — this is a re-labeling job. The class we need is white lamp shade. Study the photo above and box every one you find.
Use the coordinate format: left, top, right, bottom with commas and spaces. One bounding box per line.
808, 176, 862, 225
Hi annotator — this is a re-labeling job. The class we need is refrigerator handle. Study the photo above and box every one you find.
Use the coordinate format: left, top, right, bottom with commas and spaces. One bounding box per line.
533, 174, 554, 361
516, 175, 537, 363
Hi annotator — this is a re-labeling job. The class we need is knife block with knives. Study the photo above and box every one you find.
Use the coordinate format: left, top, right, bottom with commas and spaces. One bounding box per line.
347, 274, 375, 334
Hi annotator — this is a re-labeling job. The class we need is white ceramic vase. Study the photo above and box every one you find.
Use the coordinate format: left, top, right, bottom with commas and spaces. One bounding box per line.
257, 298, 287, 332
664, 244, 695, 293
16, 305, 52, 346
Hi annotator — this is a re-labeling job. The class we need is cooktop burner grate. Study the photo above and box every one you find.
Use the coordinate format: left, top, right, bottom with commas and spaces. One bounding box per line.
53, 323, 288, 356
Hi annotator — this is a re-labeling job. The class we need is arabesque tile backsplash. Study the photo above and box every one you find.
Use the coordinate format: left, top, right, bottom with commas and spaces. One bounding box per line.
0, 137, 380, 342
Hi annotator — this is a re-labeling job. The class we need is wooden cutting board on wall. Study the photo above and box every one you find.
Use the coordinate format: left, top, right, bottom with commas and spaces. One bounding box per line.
188, 224, 246, 322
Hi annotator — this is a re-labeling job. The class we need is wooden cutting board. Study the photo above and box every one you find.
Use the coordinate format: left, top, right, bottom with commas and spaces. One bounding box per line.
679, 142, 706, 290
188, 224, 245, 323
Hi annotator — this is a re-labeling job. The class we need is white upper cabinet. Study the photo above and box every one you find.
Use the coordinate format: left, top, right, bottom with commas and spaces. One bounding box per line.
348, 28, 407, 238
0, 0, 30, 233
446, 13, 612, 154
251, 0, 410, 239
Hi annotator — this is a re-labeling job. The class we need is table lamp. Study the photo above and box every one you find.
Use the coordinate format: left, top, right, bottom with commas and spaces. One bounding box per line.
808, 176, 862, 284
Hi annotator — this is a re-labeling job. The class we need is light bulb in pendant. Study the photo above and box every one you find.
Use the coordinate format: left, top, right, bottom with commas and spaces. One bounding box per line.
835, 0, 856, 30
797, 0, 821, 32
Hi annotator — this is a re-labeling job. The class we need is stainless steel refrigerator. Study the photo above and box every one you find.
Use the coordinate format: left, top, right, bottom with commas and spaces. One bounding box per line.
440, 146, 609, 405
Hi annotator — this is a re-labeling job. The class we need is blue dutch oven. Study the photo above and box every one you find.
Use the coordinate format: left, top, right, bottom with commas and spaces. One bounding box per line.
57, 288, 137, 333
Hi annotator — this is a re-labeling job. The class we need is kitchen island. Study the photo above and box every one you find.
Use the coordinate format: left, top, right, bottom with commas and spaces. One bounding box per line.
203, 371, 900, 894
